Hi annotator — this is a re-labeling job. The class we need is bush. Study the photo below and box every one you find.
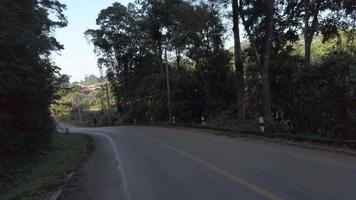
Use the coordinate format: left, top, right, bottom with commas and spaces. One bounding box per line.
0, 133, 88, 200
207, 110, 289, 134
264, 118, 290, 134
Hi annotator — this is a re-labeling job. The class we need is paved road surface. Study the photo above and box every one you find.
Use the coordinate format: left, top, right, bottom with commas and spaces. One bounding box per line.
60, 125, 356, 200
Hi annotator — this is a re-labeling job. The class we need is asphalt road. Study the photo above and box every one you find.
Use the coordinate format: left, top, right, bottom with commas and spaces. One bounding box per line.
61, 125, 356, 200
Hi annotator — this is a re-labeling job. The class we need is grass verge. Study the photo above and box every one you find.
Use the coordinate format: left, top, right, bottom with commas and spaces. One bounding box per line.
0, 133, 89, 200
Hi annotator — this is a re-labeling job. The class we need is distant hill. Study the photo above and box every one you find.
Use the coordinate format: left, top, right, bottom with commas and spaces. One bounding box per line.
70, 74, 108, 86
81, 74, 100, 86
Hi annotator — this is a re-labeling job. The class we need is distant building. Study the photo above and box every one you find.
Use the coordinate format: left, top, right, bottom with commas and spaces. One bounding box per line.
78, 81, 107, 95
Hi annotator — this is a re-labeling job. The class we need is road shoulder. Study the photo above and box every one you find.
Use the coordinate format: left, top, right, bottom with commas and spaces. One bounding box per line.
0, 133, 90, 200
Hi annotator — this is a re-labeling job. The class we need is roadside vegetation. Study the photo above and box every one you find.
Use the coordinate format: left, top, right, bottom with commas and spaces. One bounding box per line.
1, 1, 355, 196
0, 133, 89, 200
0, 1, 67, 155
67, 0, 355, 140
0, 1, 92, 199
51, 75, 116, 126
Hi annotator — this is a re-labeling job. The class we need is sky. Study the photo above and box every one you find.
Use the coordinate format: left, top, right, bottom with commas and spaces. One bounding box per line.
53, 0, 132, 82
53, 0, 235, 82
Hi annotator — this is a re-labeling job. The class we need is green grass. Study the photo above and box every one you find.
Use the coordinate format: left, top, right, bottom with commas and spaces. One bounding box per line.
0, 133, 89, 200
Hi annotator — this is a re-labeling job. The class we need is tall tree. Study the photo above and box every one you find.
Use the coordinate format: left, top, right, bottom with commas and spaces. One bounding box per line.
261, 0, 274, 118
232, 0, 246, 121
239, 0, 274, 118
87, 0, 234, 122
303, 0, 322, 64
300, 0, 351, 64
0, 0, 67, 153
85, 3, 136, 113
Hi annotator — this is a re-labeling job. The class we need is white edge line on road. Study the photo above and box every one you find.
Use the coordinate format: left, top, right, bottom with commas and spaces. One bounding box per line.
73, 129, 131, 200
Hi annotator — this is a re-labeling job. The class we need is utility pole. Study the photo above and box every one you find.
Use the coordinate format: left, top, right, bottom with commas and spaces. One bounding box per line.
73, 92, 82, 123
105, 82, 113, 125
100, 79, 105, 115
78, 105, 82, 123
165, 49, 172, 123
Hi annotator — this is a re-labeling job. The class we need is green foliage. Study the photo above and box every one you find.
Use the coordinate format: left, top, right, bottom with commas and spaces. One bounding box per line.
269, 50, 356, 137
207, 110, 289, 134
0, 0, 67, 154
312, 30, 356, 63
86, 0, 234, 124
0, 133, 88, 200
292, 30, 356, 63
83, 0, 355, 139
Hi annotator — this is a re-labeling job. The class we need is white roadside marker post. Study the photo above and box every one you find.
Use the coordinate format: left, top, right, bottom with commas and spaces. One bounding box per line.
259, 117, 265, 133
201, 116, 206, 126
172, 116, 176, 125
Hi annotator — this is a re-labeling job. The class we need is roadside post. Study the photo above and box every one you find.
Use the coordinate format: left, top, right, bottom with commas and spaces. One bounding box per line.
164, 49, 172, 124
105, 82, 112, 126
259, 117, 265, 133
150, 117, 154, 124
72, 93, 82, 123
172, 116, 176, 125
201, 116, 206, 126
134, 118, 137, 125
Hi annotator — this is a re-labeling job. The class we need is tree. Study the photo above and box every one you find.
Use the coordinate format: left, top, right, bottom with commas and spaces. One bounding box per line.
0, 0, 67, 153
261, 0, 274, 118
292, 0, 353, 64
85, 3, 134, 113
302, 0, 321, 64
84, 0, 354, 138
232, 0, 246, 121
86, 0, 234, 122
239, 0, 274, 118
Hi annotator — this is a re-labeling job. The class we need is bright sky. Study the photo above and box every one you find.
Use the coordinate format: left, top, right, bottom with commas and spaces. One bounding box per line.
53, 0, 132, 82
53, 0, 234, 82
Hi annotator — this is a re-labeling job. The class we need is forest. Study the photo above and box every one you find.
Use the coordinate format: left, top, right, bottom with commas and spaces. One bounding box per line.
0, 1, 355, 198
85, 0, 355, 138
0, 0, 355, 156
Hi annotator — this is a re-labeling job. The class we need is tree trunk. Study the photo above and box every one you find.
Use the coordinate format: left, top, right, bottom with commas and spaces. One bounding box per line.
121, 69, 127, 113
158, 39, 164, 77
303, 0, 320, 64
100, 76, 105, 115
304, 0, 311, 64
176, 49, 181, 68
239, 0, 261, 67
165, 49, 172, 123
232, 0, 245, 121
262, 0, 274, 118
304, 35, 312, 64
105, 82, 113, 125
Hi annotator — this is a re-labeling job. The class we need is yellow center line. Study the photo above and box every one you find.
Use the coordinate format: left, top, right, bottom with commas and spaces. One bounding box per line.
133, 132, 284, 200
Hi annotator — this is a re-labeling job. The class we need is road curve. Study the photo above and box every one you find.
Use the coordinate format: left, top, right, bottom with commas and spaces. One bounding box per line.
61, 125, 356, 200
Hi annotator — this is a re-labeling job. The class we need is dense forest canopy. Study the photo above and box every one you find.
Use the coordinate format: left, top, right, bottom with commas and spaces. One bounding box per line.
86, 0, 355, 138
85, 0, 234, 122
